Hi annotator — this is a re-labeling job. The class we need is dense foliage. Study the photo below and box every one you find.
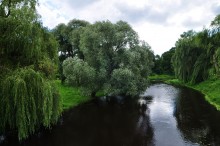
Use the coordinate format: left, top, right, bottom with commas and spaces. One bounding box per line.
52, 19, 90, 83
172, 14, 220, 84
0, 0, 62, 140
0, 69, 62, 140
62, 21, 154, 96
152, 47, 175, 75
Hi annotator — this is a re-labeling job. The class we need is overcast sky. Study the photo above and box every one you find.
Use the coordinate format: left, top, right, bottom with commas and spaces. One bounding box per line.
37, 0, 220, 55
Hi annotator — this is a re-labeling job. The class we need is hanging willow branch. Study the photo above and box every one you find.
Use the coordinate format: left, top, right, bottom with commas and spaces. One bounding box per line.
0, 68, 62, 140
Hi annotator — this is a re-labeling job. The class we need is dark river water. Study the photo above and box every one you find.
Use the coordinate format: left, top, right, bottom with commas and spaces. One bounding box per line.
1, 83, 220, 146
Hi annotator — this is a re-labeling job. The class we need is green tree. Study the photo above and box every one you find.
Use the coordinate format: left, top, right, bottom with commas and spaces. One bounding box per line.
152, 47, 175, 75
63, 21, 153, 96
152, 54, 162, 74
0, 0, 62, 140
172, 29, 214, 83
52, 19, 90, 82
0, 0, 37, 18
160, 47, 175, 75
210, 14, 220, 77
172, 30, 198, 83
172, 14, 220, 84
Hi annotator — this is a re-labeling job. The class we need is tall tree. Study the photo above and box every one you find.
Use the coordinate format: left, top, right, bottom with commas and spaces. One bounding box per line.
210, 14, 220, 77
172, 24, 218, 83
63, 21, 153, 96
0, 0, 62, 140
172, 30, 200, 83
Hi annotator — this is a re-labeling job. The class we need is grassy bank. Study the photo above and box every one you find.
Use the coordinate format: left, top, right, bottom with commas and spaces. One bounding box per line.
192, 79, 220, 110
165, 78, 220, 110
55, 80, 91, 110
149, 74, 175, 82
149, 75, 220, 110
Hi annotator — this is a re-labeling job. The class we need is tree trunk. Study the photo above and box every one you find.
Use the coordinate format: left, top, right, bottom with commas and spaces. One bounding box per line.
91, 91, 96, 97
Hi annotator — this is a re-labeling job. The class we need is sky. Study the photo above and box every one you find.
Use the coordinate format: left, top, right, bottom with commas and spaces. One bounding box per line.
37, 0, 220, 55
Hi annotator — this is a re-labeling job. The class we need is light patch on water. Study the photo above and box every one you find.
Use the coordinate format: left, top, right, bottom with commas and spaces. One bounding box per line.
145, 84, 199, 146
0, 135, 5, 144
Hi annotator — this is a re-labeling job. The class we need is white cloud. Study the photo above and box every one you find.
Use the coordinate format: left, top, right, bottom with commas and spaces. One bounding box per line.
37, 0, 220, 55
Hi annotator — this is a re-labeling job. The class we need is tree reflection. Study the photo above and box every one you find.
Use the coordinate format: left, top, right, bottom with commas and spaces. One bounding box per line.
174, 87, 220, 145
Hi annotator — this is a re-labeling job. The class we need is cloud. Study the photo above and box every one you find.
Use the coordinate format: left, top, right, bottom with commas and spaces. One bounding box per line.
115, 3, 170, 24
65, 0, 100, 9
212, 3, 220, 16
37, 0, 220, 55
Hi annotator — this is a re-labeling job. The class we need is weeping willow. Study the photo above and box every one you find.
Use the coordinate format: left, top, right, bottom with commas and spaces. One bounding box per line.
0, 68, 62, 140
213, 48, 220, 76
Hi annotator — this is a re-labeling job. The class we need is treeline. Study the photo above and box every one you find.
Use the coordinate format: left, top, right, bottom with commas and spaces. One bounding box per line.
154, 14, 220, 84
0, 0, 62, 140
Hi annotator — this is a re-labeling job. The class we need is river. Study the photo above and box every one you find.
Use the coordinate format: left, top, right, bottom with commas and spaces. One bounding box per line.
1, 83, 220, 146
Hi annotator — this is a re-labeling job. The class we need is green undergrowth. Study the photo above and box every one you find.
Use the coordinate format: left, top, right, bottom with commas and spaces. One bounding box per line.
55, 80, 90, 110
96, 90, 105, 97
149, 74, 175, 82
165, 78, 220, 111
191, 79, 220, 110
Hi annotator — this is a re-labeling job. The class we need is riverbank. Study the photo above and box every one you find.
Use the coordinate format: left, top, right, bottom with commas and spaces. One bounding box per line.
150, 75, 220, 111
167, 79, 220, 110
55, 80, 91, 110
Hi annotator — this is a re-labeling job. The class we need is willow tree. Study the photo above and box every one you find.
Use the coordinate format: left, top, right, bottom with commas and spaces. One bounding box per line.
172, 30, 198, 83
172, 30, 212, 83
210, 14, 220, 77
0, 0, 62, 140
172, 14, 220, 84
63, 21, 154, 96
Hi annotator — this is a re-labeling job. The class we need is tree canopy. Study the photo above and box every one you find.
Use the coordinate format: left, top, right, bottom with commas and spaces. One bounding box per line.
62, 20, 154, 96
152, 47, 175, 75
172, 14, 220, 84
0, 0, 62, 140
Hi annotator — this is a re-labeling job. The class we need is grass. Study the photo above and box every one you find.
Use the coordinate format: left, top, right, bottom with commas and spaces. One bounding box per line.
164, 77, 220, 111
149, 74, 175, 82
55, 80, 91, 110
192, 79, 220, 110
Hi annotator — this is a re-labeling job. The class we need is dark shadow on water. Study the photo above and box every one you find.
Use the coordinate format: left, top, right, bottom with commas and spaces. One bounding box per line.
1, 96, 154, 146
174, 87, 220, 146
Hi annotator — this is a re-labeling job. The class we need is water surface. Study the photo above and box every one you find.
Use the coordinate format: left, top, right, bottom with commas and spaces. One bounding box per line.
1, 84, 220, 146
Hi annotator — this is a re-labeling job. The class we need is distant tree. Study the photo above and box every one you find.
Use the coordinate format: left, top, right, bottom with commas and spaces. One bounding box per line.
152, 54, 162, 74
152, 47, 175, 75
160, 47, 175, 75
63, 21, 154, 96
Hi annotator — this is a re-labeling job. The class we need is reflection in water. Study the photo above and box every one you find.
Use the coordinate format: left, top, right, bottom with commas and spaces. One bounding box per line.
174, 87, 220, 146
0, 135, 5, 144
142, 84, 198, 146
1, 96, 154, 146
1, 84, 220, 146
